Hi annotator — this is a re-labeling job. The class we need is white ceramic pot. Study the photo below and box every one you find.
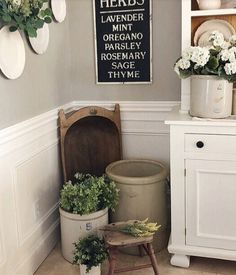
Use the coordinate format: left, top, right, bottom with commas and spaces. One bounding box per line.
80, 264, 101, 275
190, 75, 233, 118
59, 208, 108, 263
197, 0, 221, 9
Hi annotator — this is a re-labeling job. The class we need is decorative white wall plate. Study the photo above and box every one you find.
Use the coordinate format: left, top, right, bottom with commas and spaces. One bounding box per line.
29, 24, 49, 54
51, 0, 66, 23
194, 19, 235, 46
0, 26, 25, 79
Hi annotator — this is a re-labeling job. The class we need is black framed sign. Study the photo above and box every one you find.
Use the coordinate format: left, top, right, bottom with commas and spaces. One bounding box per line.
93, 0, 152, 84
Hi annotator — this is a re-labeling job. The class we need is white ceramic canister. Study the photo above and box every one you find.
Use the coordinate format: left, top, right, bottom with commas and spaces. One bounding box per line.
80, 265, 101, 275
190, 75, 233, 118
197, 0, 221, 10
60, 208, 108, 263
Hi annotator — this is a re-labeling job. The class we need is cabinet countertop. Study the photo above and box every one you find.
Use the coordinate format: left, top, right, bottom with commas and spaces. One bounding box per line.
165, 106, 236, 127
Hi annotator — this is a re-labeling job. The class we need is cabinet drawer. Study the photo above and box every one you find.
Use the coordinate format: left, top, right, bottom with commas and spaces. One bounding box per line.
185, 134, 236, 154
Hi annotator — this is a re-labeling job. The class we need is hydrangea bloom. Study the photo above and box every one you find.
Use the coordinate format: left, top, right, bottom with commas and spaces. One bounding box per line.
209, 31, 225, 47
190, 46, 210, 66
229, 35, 236, 46
174, 31, 236, 82
224, 61, 236, 75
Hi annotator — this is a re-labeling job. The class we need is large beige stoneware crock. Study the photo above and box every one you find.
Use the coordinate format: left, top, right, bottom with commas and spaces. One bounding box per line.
106, 159, 169, 253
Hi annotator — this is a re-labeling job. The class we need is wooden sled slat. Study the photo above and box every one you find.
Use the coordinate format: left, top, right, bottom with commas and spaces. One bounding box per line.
59, 104, 122, 181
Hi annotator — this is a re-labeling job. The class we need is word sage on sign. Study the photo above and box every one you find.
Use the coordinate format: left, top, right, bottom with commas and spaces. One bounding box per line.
93, 0, 152, 84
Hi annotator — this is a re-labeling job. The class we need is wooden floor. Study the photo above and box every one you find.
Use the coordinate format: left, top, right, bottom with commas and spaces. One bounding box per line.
35, 243, 236, 275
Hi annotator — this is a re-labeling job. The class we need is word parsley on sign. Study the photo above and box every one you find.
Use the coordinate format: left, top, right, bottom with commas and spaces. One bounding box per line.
93, 0, 152, 84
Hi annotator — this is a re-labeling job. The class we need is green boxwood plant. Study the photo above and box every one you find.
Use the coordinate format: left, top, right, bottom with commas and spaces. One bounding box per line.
60, 173, 119, 215
73, 234, 108, 273
0, 0, 52, 37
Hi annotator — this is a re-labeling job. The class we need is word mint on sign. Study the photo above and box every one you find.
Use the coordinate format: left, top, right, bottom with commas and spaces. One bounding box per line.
93, 0, 152, 84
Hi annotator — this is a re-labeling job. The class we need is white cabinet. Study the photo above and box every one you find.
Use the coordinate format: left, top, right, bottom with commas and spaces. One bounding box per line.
166, 107, 236, 268
186, 159, 236, 251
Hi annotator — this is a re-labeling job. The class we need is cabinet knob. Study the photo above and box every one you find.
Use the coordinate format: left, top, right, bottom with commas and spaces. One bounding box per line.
196, 141, 204, 148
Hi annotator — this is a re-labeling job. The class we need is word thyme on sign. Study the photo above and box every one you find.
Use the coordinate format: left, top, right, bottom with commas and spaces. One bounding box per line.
93, 0, 152, 84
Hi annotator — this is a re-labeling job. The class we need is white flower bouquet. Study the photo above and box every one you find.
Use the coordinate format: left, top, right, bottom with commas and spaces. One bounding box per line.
174, 31, 236, 82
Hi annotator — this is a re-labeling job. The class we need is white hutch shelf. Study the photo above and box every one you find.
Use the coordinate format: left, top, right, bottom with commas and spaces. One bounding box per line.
191, 8, 236, 17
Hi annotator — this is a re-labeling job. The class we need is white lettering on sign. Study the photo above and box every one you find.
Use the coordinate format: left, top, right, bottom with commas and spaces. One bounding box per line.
111, 61, 135, 70
100, 51, 146, 61
104, 42, 141, 51
100, 0, 145, 8
108, 70, 140, 78
103, 32, 143, 41
101, 13, 144, 23
112, 23, 133, 32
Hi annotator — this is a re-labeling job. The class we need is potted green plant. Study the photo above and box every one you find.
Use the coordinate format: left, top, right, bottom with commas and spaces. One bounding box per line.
59, 173, 119, 263
73, 234, 108, 275
0, 0, 52, 37
174, 31, 236, 118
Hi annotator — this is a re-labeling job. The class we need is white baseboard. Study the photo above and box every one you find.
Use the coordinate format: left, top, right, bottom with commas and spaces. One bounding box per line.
0, 100, 179, 275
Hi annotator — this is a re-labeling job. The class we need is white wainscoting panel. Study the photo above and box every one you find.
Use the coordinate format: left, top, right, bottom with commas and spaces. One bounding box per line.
13, 143, 60, 247
0, 107, 63, 275
0, 100, 178, 275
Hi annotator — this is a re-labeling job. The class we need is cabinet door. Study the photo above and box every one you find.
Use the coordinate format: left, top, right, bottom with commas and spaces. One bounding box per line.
186, 159, 236, 250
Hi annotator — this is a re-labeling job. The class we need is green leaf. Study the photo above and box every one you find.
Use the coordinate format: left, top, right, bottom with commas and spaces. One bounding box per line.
44, 8, 52, 16
207, 56, 219, 70
9, 25, 18, 32
2, 14, 11, 23
179, 69, 191, 79
26, 26, 37, 38
35, 19, 44, 29
44, 16, 52, 24
18, 23, 25, 30
13, 14, 22, 24
32, 8, 40, 16
205, 66, 218, 75
200, 68, 210, 75
40, 10, 45, 17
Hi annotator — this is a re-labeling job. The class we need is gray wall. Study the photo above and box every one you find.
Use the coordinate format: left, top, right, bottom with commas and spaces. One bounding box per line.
69, 0, 181, 101
0, 16, 72, 129
0, 0, 181, 129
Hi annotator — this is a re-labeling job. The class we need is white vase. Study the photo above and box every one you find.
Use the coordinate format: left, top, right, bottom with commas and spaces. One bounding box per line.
190, 75, 233, 118
80, 264, 101, 275
197, 0, 221, 9
59, 208, 108, 263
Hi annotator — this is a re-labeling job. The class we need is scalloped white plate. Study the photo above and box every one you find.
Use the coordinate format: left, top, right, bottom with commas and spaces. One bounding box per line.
29, 24, 49, 54
51, 0, 66, 23
198, 31, 216, 47
194, 19, 235, 46
0, 26, 25, 79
